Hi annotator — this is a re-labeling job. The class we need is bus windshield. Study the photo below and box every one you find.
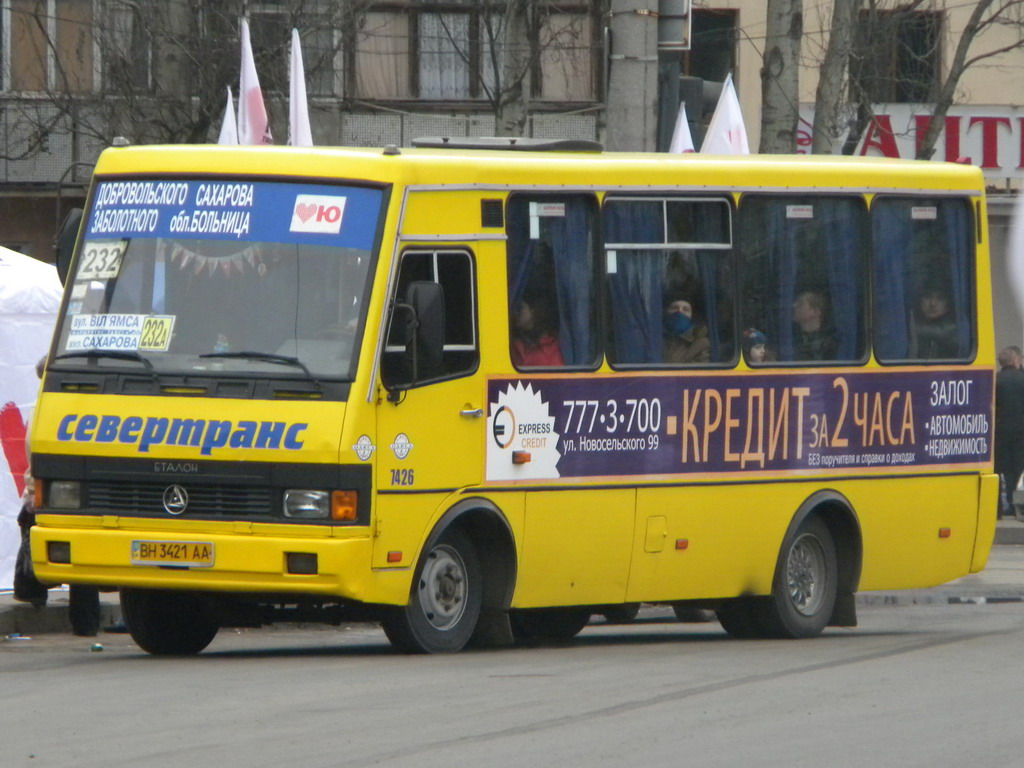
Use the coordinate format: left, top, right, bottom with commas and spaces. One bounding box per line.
53, 179, 384, 380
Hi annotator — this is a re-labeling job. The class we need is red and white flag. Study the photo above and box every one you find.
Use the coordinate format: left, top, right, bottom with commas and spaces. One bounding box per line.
217, 86, 238, 145
700, 74, 749, 155
237, 19, 272, 145
288, 28, 313, 147
668, 101, 695, 153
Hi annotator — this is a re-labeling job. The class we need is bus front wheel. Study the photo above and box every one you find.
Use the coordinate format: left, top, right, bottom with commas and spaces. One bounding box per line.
121, 588, 219, 655
382, 529, 482, 653
758, 516, 838, 638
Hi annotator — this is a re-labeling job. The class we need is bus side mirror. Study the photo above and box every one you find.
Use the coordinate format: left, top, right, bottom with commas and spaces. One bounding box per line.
55, 207, 84, 286
386, 281, 445, 400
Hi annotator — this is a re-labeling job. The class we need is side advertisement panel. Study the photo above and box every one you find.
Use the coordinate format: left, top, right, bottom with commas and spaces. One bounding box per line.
486, 370, 993, 482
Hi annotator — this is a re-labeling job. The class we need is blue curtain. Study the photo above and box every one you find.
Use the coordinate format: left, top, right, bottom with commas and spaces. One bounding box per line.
605, 202, 664, 363
872, 202, 913, 359
822, 203, 865, 360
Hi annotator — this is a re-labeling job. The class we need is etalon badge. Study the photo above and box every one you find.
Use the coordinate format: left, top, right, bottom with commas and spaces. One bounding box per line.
162, 484, 189, 515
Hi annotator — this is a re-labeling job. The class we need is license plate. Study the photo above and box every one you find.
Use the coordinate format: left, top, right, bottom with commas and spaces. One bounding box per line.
131, 540, 214, 567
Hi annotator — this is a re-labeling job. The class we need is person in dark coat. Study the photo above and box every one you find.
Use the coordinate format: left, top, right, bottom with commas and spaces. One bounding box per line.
994, 346, 1024, 518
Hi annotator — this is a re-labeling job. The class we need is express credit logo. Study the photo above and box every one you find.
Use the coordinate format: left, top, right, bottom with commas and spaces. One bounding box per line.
289, 194, 347, 234
491, 405, 516, 449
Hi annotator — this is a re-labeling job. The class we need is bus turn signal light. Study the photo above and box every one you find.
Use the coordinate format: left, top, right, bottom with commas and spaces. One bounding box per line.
332, 491, 358, 521
512, 451, 531, 464
939, 527, 951, 539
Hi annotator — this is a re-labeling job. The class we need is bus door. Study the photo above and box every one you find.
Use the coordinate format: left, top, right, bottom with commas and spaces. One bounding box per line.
374, 247, 482, 569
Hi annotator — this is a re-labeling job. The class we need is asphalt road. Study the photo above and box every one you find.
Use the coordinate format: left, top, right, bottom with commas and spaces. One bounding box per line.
2, 602, 1023, 768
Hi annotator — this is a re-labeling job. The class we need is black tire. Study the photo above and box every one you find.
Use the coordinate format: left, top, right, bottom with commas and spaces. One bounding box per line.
755, 516, 838, 638
68, 585, 101, 637
510, 608, 591, 643
121, 588, 219, 655
381, 528, 482, 653
601, 603, 641, 624
672, 604, 715, 623
715, 598, 767, 638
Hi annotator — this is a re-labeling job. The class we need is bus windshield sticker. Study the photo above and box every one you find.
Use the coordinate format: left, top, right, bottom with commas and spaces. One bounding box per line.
912, 206, 938, 220
786, 205, 813, 219
77, 239, 128, 280
65, 313, 147, 351
137, 315, 176, 352
486, 369, 994, 482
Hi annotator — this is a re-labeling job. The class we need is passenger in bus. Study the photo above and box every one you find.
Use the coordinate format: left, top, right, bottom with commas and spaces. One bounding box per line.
511, 297, 564, 367
663, 293, 710, 364
742, 328, 768, 364
792, 289, 836, 361
909, 282, 959, 359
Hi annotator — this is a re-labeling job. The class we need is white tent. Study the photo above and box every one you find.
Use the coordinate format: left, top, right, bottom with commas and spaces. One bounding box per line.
0, 246, 62, 590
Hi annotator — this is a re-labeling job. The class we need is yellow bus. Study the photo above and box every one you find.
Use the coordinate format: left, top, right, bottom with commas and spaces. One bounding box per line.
30, 138, 997, 654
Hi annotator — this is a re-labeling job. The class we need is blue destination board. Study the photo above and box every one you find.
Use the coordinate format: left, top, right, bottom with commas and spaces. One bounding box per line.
86, 179, 383, 249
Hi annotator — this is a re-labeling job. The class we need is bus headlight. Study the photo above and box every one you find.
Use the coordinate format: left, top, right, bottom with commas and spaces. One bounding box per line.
48, 481, 82, 509
283, 490, 330, 519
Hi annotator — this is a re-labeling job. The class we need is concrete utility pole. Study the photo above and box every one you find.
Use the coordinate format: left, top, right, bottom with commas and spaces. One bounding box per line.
606, 0, 659, 151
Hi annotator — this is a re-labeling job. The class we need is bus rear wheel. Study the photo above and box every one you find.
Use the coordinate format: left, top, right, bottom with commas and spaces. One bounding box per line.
757, 516, 838, 638
382, 529, 482, 653
121, 588, 219, 655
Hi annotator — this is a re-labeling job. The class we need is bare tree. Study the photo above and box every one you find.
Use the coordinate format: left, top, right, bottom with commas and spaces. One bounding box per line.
915, 0, 1024, 158
806, 0, 1024, 157
1, 0, 363, 157
759, 0, 803, 153
811, 0, 864, 153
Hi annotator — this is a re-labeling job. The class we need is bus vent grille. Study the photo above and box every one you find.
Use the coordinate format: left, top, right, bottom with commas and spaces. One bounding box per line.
481, 199, 504, 228
88, 483, 273, 517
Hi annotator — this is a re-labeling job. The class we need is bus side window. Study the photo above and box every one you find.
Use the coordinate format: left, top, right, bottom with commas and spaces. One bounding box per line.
381, 249, 478, 387
603, 196, 735, 367
506, 195, 600, 369
872, 197, 975, 363
738, 195, 868, 365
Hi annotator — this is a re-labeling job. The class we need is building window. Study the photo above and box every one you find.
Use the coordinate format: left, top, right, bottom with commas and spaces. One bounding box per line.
105, 1, 152, 91
248, 4, 341, 97
7, 0, 94, 93
352, 3, 597, 103
538, 12, 593, 101
852, 10, 941, 104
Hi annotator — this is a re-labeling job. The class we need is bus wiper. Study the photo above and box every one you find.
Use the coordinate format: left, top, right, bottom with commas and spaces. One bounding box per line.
54, 349, 158, 378
199, 351, 321, 389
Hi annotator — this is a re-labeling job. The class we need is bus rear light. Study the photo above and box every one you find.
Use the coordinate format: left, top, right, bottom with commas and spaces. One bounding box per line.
47, 541, 71, 564
331, 490, 358, 521
939, 528, 952, 539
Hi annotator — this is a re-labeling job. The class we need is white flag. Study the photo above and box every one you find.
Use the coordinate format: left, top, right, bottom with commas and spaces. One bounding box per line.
700, 74, 749, 155
669, 101, 695, 153
217, 86, 238, 145
237, 19, 272, 145
288, 28, 313, 147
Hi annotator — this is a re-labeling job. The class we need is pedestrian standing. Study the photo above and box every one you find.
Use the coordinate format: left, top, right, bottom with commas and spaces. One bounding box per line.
994, 346, 1024, 518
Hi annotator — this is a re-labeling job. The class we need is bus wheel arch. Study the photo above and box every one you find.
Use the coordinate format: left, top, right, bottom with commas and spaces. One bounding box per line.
766, 491, 862, 637
382, 498, 517, 653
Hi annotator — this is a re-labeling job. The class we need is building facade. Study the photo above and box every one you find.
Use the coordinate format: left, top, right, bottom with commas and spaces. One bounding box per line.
2, 0, 1023, 347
